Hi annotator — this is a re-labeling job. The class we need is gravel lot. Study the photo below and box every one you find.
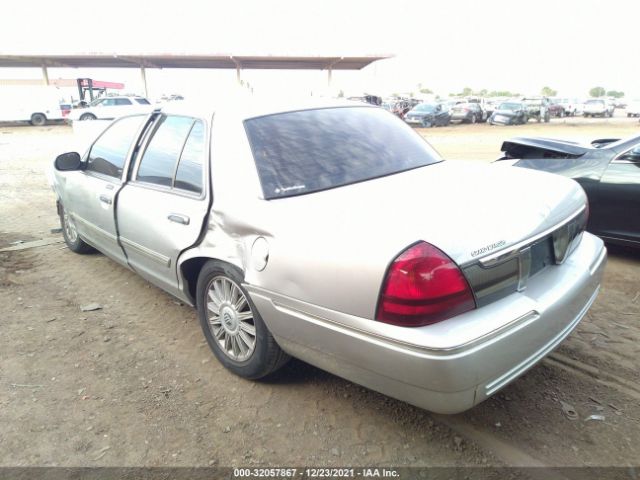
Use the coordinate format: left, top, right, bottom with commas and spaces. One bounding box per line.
1, 114, 639, 472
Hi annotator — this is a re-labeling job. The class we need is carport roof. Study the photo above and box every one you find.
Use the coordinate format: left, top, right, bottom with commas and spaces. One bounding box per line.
0, 53, 391, 70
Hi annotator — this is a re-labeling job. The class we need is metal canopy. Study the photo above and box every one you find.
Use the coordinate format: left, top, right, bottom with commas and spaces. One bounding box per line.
0, 54, 389, 70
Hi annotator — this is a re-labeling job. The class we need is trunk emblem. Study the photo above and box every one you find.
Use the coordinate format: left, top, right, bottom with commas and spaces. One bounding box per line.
471, 240, 506, 258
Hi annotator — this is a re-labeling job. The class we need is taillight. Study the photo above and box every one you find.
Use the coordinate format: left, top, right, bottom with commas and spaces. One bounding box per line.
376, 242, 476, 327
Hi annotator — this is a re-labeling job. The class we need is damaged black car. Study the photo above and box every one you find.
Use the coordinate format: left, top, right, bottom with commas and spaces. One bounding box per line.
495, 135, 640, 248
488, 101, 528, 125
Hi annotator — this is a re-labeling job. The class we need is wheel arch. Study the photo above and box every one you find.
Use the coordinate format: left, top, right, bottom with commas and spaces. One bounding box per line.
179, 254, 245, 305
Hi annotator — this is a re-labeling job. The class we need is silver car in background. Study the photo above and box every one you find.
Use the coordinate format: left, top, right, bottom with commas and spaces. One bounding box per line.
50, 99, 606, 413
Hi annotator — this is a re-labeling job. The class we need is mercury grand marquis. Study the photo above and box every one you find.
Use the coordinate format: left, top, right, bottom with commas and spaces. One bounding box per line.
50, 99, 607, 413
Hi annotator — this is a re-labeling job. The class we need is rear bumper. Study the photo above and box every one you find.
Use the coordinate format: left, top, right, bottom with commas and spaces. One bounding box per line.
247, 233, 606, 414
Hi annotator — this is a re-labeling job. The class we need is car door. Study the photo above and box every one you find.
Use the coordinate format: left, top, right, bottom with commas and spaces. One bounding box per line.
62, 115, 147, 265
116, 114, 210, 295
590, 144, 640, 244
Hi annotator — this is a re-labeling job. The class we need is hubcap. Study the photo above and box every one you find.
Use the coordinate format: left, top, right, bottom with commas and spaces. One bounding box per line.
206, 276, 256, 362
63, 211, 78, 242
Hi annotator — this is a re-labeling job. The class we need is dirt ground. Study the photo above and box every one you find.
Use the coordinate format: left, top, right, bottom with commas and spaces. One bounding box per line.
1, 114, 639, 473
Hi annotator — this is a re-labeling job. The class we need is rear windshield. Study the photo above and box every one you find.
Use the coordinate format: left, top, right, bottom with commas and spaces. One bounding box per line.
413, 103, 436, 113
499, 102, 522, 111
244, 107, 442, 199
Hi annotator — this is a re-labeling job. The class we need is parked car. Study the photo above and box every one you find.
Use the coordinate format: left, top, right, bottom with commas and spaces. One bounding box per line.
547, 99, 565, 117
449, 102, 483, 123
488, 101, 528, 125
495, 135, 640, 248
626, 100, 640, 117
583, 99, 614, 118
49, 100, 606, 414
66, 95, 153, 121
404, 102, 451, 127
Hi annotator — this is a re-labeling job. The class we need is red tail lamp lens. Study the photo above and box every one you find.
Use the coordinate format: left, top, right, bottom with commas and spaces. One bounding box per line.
376, 242, 476, 327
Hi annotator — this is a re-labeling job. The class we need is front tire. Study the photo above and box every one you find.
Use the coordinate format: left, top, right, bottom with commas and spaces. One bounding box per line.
196, 260, 289, 379
80, 113, 97, 121
59, 205, 94, 254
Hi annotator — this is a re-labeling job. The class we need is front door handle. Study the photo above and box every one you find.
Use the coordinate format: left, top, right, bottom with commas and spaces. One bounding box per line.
168, 213, 190, 225
99, 194, 112, 205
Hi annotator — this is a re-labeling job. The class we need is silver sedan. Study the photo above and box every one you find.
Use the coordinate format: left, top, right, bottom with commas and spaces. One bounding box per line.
50, 99, 606, 413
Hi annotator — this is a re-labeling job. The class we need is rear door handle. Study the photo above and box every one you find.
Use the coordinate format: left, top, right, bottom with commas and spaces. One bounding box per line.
99, 194, 112, 205
168, 213, 190, 225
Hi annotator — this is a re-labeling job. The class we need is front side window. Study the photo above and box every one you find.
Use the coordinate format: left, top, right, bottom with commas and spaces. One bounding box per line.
245, 107, 442, 199
135, 98, 151, 105
175, 121, 205, 194
136, 115, 194, 187
86, 115, 145, 178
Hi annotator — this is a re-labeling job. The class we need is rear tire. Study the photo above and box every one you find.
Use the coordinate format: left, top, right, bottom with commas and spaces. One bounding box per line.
30, 113, 46, 126
196, 260, 289, 379
59, 205, 94, 254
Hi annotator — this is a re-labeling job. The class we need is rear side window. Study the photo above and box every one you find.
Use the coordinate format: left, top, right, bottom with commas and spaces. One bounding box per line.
115, 98, 132, 105
86, 115, 145, 178
244, 107, 441, 199
135, 98, 151, 105
136, 116, 194, 186
175, 121, 205, 194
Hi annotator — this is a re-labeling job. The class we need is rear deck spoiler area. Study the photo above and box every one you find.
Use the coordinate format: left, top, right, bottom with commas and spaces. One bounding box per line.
500, 137, 590, 159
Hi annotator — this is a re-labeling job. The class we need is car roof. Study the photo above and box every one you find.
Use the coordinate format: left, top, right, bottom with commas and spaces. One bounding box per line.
157, 95, 368, 121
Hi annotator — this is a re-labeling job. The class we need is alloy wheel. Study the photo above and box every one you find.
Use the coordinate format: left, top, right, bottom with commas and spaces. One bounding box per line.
205, 276, 257, 362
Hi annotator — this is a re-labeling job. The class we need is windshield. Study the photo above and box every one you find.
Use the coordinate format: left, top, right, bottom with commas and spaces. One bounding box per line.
498, 102, 522, 111
89, 98, 104, 107
244, 107, 442, 199
412, 103, 436, 113
586, 99, 604, 105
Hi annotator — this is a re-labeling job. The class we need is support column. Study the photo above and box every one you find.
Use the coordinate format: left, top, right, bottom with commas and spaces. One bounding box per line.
41, 66, 50, 86
140, 66, 149, 98
327, 67, 332, 87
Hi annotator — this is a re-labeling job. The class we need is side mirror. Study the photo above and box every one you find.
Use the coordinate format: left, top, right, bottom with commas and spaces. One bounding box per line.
54, 152, 82, 171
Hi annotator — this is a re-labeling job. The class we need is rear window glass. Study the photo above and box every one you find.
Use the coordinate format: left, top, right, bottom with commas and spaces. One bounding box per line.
244, 107, 441, 199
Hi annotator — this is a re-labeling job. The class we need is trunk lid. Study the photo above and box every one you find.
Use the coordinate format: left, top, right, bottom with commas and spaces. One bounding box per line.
272, 160, 585, 266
